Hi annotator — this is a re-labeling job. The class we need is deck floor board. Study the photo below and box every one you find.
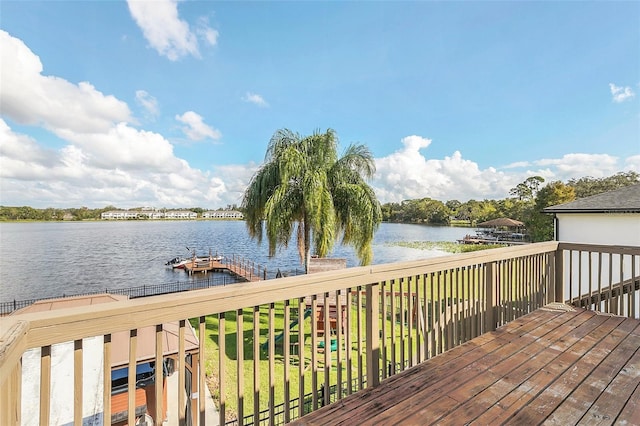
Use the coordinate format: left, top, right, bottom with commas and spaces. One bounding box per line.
291, 306, 640, 426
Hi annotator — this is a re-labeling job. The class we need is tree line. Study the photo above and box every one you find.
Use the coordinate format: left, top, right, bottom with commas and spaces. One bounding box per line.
0, 205, 240, 221
381, 171, 639, 242
1, 171, 637, 244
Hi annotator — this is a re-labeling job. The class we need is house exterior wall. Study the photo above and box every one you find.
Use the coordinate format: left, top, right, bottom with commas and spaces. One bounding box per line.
555, 213, 640, 246
556, 213, 640, 314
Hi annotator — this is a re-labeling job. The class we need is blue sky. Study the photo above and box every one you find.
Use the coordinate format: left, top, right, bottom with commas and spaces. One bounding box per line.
1, 0, 638, 209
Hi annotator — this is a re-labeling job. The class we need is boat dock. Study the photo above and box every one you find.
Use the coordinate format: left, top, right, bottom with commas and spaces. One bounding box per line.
184, 256, 266, 282
456, 235, 529, 246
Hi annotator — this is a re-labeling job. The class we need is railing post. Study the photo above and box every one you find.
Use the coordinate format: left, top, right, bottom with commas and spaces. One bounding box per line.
484, 262, 498, 332
554, 247, 565, 303
366, 281, 380, 388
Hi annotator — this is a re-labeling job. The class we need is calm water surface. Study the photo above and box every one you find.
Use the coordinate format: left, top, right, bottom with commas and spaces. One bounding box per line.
0, 221, 470, 302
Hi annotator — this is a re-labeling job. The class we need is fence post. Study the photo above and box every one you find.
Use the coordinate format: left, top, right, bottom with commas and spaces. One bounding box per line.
484, 262, 498, 332
554, 246, 565, 303
366, 282, 380, 388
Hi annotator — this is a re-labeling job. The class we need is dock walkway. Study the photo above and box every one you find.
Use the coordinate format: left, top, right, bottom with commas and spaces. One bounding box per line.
184, 257, 264, 282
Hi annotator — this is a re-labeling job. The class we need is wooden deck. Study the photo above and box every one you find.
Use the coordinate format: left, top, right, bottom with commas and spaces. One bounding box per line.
292, 304, 640, 425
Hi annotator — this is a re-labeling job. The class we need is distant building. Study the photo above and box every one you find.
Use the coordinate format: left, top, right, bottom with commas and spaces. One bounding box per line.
164, 210, 198, 219
202, 210, 244, 219
101, 210, 139, 220
138, 210, 164, 219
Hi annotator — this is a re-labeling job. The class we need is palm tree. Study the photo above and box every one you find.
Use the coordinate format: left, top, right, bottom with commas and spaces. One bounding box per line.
242, 128, 382, 273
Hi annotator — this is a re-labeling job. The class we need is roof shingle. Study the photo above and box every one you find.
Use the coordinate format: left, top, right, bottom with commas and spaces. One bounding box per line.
543, 183, 640, 213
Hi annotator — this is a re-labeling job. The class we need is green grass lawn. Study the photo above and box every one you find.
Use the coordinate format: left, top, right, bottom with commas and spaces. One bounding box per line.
196, 302, 363, 422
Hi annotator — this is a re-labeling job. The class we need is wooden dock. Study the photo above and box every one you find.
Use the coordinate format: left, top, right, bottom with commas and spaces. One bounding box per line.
457, 236, 529, 246
183, 259, 226, 274
183, 257, 265, 282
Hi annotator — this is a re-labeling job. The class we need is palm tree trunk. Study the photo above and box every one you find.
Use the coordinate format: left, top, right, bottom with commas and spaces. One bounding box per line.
303, 213, 311, 274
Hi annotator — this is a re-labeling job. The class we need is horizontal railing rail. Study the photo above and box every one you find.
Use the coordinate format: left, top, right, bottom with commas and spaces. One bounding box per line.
1, 241, 637, 426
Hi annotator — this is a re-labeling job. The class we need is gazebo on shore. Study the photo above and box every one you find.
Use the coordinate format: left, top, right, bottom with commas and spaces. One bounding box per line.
475, 217, 528, 242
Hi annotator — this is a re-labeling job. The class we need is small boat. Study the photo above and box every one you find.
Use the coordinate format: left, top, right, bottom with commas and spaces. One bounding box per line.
165, 256, 191, 269
165, 254, 223, 269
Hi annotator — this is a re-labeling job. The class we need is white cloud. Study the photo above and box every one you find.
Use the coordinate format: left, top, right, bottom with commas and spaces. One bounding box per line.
533, 153, 619, 178
372, 135, 515, 202
127, 0, 217, 61
0, 32, 235, 209
0, 118, 243, 208
243, 92, 269, 107
609, 83, 635, 103
0, 30, 131, 134
371, 136, 640, 204
196, 16, 219, 46
624, 155, 640, 171
175, 111, 222, 141
135, 90, 159, 118
502, 161, 531, 169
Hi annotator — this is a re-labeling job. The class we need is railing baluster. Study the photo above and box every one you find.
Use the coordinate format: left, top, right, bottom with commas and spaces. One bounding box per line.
456, 267, 462, 345
427, 273, 433, 358
127, 331, 137, 426
336, 290, 344, 400
485, 262, 496, 332
345, 288, 352, 395
608, 253, 614, 314
366, 282, 380, 389
283, 300, 290, 423
415, 274, 422, 360
357, 288, 363, 390
218, 312, 226, 424
422, 274, 429, 360
407, 276, 413, 368
311, 294, 318, 409
597, 252, 603, 311
390, 279, 396, 374
152, 325, 163, 425
198, 317, 206, 426
323, 292, 330, 406
297, 297, 305, 418
619, 254, 625, 316
74, 339, 83, 425
236, 309, 244, 425
630, 255, 636, 318
381, 281, 388, 379
588, 251, 593, 310
40, 345, 51, 426
178, 320, 186, 424
268, 303, 276, 424
400, 277, 406, 366
447, 270, 454, 350
436, 271, 443, 354
3, 355, 21, 425
103, 334, 111, 426
253, 306, 260, 423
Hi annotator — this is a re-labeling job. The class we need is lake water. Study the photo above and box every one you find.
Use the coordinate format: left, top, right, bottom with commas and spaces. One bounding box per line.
0, 221, 470, 302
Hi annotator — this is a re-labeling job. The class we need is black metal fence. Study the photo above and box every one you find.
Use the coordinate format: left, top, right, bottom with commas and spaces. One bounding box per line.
0, 274, 240, 316
2, 262, 307, 316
